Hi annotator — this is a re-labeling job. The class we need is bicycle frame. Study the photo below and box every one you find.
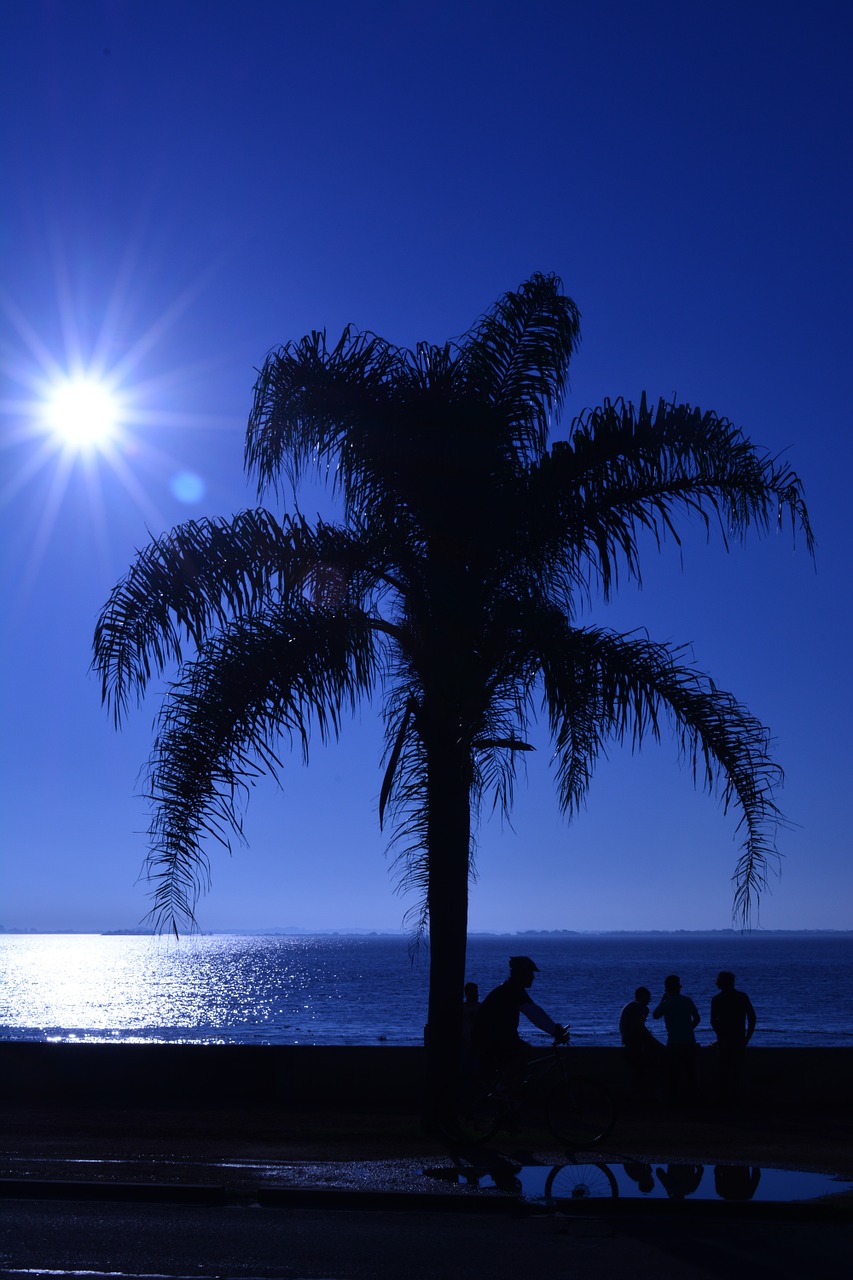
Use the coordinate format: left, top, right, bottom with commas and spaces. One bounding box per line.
439, 1038, 614, 1150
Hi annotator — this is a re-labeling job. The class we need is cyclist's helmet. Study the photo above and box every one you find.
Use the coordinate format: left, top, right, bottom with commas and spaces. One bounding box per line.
509, 955, 539, 974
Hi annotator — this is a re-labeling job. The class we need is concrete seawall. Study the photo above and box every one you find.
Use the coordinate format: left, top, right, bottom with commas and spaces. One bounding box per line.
2, 1042, 851, 1110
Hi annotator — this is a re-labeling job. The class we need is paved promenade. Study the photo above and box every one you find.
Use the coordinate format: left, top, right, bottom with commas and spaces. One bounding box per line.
3, 1100, 853, 1277
3, 1097, 852, 1197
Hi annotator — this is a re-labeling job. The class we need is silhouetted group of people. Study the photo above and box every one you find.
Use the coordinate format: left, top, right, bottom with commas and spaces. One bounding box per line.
462, 957, 757, 1106
624, 1161, 762, 1201
620, 970, 756, 1103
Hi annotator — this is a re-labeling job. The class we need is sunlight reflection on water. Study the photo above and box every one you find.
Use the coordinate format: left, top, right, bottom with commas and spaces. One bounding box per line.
0, 934, 348, 1043
2, 932, 851, 1046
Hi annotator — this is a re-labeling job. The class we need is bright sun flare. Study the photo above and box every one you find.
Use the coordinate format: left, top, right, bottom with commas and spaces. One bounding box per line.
44, 378, 120, 450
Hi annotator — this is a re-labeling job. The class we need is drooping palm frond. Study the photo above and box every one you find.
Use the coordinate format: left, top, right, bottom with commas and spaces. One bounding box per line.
539, 620, 784, 921
376, 678, 432, 946
535, 394, 813, 601
143, 602, 378, 932
92, 511, 391, 726
93, 510, 306, 723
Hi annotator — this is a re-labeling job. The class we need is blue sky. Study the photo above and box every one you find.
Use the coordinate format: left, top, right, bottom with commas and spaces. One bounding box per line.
1, 0, 851, 933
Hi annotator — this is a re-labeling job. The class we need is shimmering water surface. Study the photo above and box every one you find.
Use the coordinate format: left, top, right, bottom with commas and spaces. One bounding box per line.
1, 932, 851, 1046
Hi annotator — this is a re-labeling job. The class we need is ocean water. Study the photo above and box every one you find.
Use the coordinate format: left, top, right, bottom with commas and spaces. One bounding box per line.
0, 932, 851, 1048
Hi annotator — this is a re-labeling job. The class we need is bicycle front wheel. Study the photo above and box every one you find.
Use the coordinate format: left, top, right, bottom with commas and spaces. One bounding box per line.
436, 1075, 503, 1146
545, 1075, 614, 1149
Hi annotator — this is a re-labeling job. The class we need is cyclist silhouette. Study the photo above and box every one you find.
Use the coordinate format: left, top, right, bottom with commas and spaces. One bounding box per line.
474, 956, 567, 1080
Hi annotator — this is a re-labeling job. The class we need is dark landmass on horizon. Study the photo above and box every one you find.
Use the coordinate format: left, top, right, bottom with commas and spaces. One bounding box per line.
1, 926, 851, 937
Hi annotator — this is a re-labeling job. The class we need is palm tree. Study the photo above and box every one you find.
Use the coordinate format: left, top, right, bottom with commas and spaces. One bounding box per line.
93, 273, 812, 1097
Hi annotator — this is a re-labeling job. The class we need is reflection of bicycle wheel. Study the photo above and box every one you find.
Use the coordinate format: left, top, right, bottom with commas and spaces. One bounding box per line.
545, 1075, 614, 1149
544, 1161, 619, 1201
436, 1076, 502, 1145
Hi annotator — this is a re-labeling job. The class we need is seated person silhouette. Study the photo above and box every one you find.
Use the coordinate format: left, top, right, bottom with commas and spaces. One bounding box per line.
619, 985, 662, 1092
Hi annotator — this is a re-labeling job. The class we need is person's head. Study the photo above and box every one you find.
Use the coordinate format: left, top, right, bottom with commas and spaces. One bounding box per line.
715, 970, 736, 990
464, 982, 479, 1003
635, 986, 651, 1005
663, 974, 681, 995
508, 955, 539, 987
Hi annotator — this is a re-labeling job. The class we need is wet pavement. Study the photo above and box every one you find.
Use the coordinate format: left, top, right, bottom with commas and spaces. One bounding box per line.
4, 1121, 853, 1279
3, 1147, 852, 1219
3, 1100, 853, 1221
4, 1105, 853, 1279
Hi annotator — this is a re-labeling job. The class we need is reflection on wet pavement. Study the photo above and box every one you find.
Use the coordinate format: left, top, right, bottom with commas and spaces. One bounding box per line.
423, 1158, 853, 1204
4, 1152, 851, 1207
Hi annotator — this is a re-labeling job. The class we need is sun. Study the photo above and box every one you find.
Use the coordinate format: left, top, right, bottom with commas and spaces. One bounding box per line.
1, 257, 223, 577
43, 377, 121, 452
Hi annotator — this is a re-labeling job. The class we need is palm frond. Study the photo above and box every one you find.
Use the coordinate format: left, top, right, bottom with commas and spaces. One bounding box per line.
93, 510, 304, 724
381, 694, 432, 946
459, 271, 581, 460
246, 326, 409, 501
535, 394, 814, 600
540, 621, 784, 923
142, 602, 378, 933
92, 512, 389, 726
378, 695, 417, 830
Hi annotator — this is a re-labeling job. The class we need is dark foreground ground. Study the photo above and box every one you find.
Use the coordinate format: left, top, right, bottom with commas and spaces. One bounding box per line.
3, 1100, 853, 1279
4, 1191, 853, 1280
2, 1096, 852, 1189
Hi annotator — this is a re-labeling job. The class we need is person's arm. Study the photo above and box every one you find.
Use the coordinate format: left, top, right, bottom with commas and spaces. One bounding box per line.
652, 999, 666, 1020
520, 998, 562, 1038
745, 997, 756, 1043
690, 999, 700, 1030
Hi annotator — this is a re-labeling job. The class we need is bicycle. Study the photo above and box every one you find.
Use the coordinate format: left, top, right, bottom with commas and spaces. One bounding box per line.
437, 1035, 615, 1150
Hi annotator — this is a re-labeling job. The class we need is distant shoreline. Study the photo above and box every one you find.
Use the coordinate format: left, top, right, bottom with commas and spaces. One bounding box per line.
2, 927, 851, 938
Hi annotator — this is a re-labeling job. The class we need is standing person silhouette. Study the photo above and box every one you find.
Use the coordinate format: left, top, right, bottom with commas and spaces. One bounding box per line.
474, 956, 567, 1082
653, 974, 700, 1103
710, 970, 756, 1103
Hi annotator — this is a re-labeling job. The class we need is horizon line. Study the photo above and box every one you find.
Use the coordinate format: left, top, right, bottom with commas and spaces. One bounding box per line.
2, 926, 851, 937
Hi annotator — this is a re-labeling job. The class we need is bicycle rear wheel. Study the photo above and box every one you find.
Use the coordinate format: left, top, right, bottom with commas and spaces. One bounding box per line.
545, 1075, 614, 1149
544, 1160, 619, 1202
436, 1075, 503, 1146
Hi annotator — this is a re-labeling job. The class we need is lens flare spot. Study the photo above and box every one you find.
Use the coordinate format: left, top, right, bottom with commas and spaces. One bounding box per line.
170, 470, 206, 503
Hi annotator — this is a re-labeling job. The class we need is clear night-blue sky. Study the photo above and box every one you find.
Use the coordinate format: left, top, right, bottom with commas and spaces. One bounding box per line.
1, 0, 850, 933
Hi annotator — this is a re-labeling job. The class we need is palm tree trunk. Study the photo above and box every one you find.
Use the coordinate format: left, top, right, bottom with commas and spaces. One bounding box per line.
423, 718, 471, 1113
